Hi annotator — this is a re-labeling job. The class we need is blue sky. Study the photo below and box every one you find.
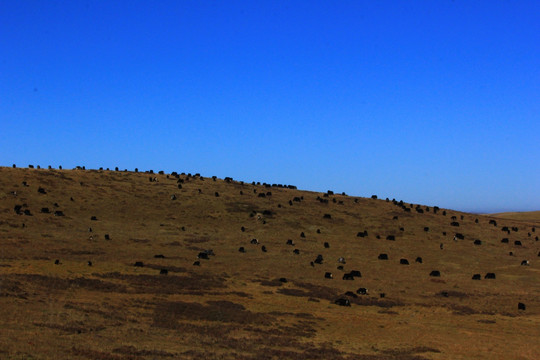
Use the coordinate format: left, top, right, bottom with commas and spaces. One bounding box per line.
1, 1, 539, 213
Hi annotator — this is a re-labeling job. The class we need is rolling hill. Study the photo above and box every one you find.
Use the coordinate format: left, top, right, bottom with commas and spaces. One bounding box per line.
1, 165, 539, 359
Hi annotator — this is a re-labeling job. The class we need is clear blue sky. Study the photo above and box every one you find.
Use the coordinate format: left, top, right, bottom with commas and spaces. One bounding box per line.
1, 1, 539, 213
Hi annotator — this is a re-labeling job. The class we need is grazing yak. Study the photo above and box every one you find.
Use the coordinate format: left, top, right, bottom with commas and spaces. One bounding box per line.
484, 273, 496, 279
356, 288, 368, 295
334, 298, 351, 307
430, 270, 441, 277
400, 258, 409, 265
325, 272, 333, 279
378, 254, 388, 260
472, 274, 481, 280
342, 273, 355, 280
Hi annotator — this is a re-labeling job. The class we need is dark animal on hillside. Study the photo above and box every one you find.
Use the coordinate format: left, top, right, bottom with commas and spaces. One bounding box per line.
293, 249, 300, 255
512, 227, 518, 232
451, 216, 457, 220
455, 233, 465, 240
349, 270, 361, 277
250, 238, 259, 245
386, 235, 395, 241
485, 273, 496, 279
424, 227, 429, 232
337, 265, 344, 270
379, 293, 386, 298
451, 222, 460, 227
286, 239, 294, 246
170, 194, 177, 200
514, 241, 522, 246
314, 255, 323, 264
14, 205, 22, 215
474, 240, 482, 245
215, 192, 220, 197
518, 302, 526, 311
501, 238, 509, 243
338, 257, 346, 264
154, 254, 165, 259
23, 209, 32, 216
343, 273, 355, 280
261, 245, 267, 252
104, 234, 110, 240
357, 232, 366, 237
356, 288, 368, 295
193, 261, 200, 266
489, 219, 497, 226
87, 261, 92, 266
324, 242, 330, 248
415, 257, 423, 263
344, 291, 357, 298
323, 214, 332, 219
279, 278, 287, 283
400, 259, 409, 265
472, 274, 481, 280
310, 261, 315, 267
241, 226, 245, 232
378, 254, 388, 260
54, 259, 60, 265
159, 269, 168, 275
134, 262, 144, 267
430, 270, 441, 277
91, 216, 97, 221
317, 229, 321, 234
41, 207, 50, 213
335, 298, 351, 307
521, 260, 530, 266
325, 272, 333, 279
38, 187, 46, 194
238, 247, 246, 253
300, 232, 306, 238
502, 226, 509, 232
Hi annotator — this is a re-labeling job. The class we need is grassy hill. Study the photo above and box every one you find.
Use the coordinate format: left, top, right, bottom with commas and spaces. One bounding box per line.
1, 166, 539, 359
489, 211, 540, 223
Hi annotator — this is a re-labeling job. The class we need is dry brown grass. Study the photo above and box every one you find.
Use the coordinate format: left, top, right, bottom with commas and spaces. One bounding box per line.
1, 166, 539, 359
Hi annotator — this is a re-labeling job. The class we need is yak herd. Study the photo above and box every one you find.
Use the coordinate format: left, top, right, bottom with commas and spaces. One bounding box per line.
7, 164, 538, 313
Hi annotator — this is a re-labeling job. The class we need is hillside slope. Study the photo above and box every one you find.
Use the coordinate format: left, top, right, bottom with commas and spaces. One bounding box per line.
489, 211, 540, 223
1, 166, 539, 359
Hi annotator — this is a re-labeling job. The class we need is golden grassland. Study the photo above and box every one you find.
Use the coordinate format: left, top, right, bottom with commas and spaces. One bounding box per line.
489, 211, 540, 223
0, 166, 539, 359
